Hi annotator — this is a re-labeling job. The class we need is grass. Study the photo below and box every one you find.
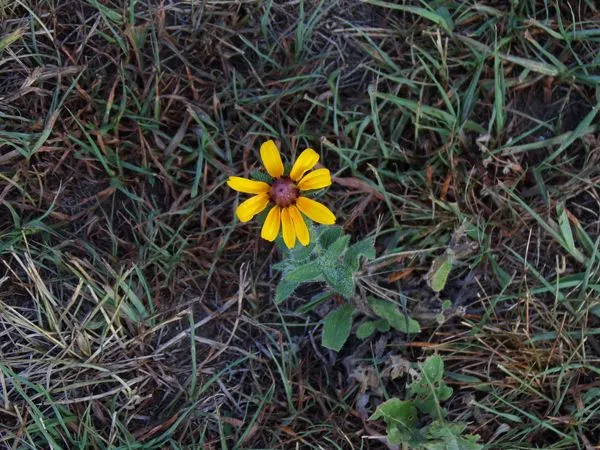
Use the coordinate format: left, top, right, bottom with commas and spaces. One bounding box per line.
1, 0, 600, 448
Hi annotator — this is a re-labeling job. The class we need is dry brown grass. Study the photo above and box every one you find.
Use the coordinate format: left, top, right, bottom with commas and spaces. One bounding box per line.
1, 1, 600, 448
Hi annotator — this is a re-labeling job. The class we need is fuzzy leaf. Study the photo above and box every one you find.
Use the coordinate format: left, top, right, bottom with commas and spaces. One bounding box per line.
286, 263, 324, 282
368, 297, 421, 334
250, 170, 272, 183
322, 264, 355, 299
290, 241, 315, 261
344, 236, 376, 270
318, 226, 344, 248
271, 260, 290, 272
322, 304, 355, 351
323, 235, 350, 261
275, 279, 300, 304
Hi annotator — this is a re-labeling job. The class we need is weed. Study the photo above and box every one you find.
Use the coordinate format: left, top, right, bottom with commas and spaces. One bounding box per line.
2, 0, 600, 448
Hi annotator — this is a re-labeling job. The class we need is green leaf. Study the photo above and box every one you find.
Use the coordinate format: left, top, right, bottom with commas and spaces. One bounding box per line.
488, 253, 511, 288
275, 279, 299, 304
544, 104, 599, 164
369, 398, 418, 429
297, 290, 334, 314
500, 53, 560, 77
318, 226, 344, 248
323, 235, 350, 261
386, 426, 405, 445
344, 237, 376, 270
286, 262, 324, 282
375, 92, 455, 126
435, 6, 454, 31
424, 421, 483, 450
438, 385, 453, 402
368, 297, 421, 334
250, 170, 272, 183
0, 28, 24, 53
375, 318, 391, 332
426, 251, 454, 292
422, 355, 444, 382
271, 262, 288, 272
274, 235, 289, 254
362, 1, 453, 33
356, 321, 377, 339
409, 355, 453, 416
322, 264, 355, 299
322, 304, 355, 351
502, 185, 587, 264
289, 241, 315, 261
88, 0, 123, 24
411, 389, 439, 417
557, 203, 576, 253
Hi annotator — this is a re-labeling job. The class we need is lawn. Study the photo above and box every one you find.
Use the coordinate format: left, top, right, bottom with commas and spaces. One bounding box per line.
1, 1, 600, 449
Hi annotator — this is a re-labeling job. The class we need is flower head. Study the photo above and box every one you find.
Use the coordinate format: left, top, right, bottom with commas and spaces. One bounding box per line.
227, 140, 336, 248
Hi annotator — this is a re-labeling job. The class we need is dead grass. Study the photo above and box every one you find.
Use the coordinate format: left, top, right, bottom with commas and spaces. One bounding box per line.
1, 0, 600, 448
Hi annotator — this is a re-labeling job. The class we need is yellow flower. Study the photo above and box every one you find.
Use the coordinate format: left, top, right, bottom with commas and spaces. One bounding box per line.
227, 140, 336, 248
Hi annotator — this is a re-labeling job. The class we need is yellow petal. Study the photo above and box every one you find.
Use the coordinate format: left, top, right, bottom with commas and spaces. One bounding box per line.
261, 206, 281, 242
227, 176, 270, 194
290, 148, 319, 181
280, 207, 296, 248
236, 193, 269, 222
260, 140, 284, 179
297, 168, 332, 191
296, 196, 336, 225
289, 205, 310, 246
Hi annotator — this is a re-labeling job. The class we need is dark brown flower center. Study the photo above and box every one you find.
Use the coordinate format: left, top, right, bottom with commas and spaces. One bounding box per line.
270, 177, 299, 207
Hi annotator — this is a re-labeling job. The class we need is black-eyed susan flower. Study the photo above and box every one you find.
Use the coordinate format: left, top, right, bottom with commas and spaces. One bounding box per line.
227, 140, 336, 248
